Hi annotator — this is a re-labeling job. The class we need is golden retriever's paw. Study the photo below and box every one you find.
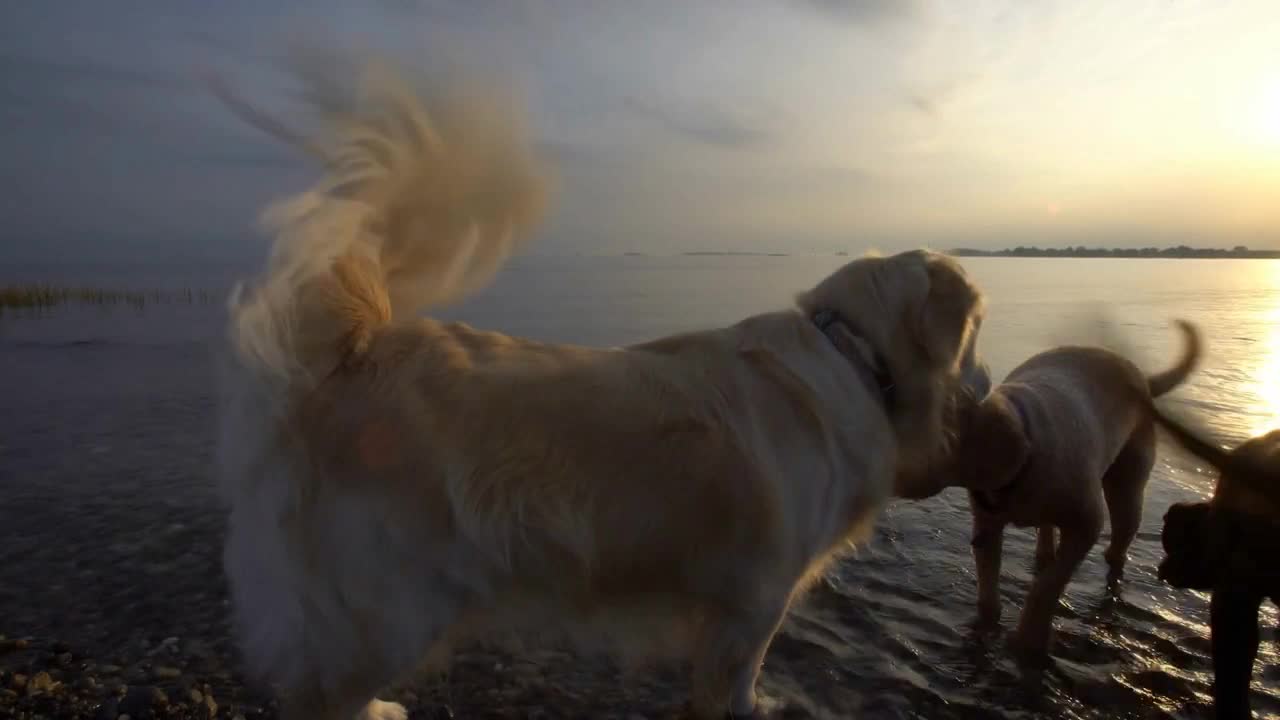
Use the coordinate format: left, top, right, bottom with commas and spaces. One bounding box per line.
975, 603, 1001, 631
682, 700, 776, 720
1105, 568, 1126, 591
1104, 551, 1129, 585
356, 698, 408, 720
721, 707, 771, 720
728, 694, 807, 719
1007, 629, 1051, 670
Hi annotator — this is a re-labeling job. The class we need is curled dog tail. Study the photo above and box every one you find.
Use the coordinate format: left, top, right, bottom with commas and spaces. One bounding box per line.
216, 54, 550, 395
1147, 320, 1202, 398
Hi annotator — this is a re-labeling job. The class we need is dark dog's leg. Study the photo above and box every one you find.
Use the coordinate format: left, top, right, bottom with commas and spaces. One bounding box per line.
1210, 585, 1264, 719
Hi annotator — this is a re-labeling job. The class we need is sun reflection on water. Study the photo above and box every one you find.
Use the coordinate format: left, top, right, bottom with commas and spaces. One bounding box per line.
1243, 295, 1280, 438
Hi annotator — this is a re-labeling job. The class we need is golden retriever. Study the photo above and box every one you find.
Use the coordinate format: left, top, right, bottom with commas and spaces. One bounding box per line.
213, 57, 985, 719
932, 322, 1200, 663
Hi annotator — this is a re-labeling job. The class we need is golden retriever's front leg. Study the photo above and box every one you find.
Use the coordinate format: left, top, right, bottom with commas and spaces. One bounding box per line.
282, 673, 407, 720
1012, 517, 1101, 664
972, 512, 1005, 628
1034, 525, 1056, 574
689, 596, 790, 719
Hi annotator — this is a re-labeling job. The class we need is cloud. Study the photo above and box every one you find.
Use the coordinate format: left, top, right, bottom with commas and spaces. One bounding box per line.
376, 0, 525, 23
906, 93, 939, 116
0, 51, 191, 95
187, 144, 302, 170
624, 96, 776, 149
903, 72, 982, 117
1, 0, 1273, 263
0, 48, 214, 137
791, 0, 921, 24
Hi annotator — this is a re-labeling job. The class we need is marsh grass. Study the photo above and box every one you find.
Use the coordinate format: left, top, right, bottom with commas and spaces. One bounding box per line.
0, 285, 218, 311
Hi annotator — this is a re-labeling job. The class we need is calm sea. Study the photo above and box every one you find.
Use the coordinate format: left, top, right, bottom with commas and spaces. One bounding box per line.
2, 255, 1277, 719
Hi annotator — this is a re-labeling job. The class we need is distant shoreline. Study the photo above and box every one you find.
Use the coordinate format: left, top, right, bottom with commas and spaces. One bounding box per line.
949, 246, 1280, 259
682, 251, 792, 257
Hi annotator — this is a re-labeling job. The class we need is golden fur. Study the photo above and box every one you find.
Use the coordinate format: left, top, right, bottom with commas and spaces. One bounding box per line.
214, 55, 985, 719
934, 322, 1200, 663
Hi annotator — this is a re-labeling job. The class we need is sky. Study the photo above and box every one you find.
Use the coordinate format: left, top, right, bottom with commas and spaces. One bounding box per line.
1, 0, 1279, 263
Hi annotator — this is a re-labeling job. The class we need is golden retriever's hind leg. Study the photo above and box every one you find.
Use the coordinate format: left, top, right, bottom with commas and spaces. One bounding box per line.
1102, 431, 1156, 585
286, 691, 404, 720
282, 673, 406, 720
689, 596, 790, 719
1012, 515, 1101, 664
1034, 526, 1056, 574
279, 635, 419, 712
356, 698, 409, 720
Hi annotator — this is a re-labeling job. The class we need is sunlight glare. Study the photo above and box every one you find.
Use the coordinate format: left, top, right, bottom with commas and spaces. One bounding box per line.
1253, 79, 1280, 146
1246, 291, 1280, 437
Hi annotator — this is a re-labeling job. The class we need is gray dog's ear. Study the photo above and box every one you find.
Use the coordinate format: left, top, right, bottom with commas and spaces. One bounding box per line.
965, 394, 1030, 493
916, 254, 984, 372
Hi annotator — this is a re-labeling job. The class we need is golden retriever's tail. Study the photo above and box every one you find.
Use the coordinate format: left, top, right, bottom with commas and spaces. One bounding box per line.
1147, 320, 1202, 398
215, 53, 550, 391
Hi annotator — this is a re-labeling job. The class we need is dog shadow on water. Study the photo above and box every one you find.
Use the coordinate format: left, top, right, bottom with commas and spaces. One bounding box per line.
953, 591, 1061, 712
948, 545, 1166, 715
1029, 577, 1223, 716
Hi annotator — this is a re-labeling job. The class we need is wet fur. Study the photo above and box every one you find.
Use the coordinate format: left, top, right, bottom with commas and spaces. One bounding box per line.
213, 56, 986, 719
936, 322, 1200, 662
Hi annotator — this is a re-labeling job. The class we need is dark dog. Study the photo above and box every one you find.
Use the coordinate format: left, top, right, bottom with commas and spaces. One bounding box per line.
1146, 403, 1280, 719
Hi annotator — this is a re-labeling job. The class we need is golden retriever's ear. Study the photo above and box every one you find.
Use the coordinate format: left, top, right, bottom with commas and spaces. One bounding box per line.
916, 254, 984, 372
964, 394, 1030, 492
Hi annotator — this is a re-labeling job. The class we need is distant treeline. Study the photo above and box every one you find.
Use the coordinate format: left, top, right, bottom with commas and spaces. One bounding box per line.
950, 245, 1280, 259
683, 251, 791, 257
0, 285, 219, 311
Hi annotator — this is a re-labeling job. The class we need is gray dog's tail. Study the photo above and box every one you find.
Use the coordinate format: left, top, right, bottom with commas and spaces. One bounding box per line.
1147, 320, 1201, 398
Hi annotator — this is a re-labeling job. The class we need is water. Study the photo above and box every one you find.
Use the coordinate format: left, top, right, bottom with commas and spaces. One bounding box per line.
2, 255, 1278, 718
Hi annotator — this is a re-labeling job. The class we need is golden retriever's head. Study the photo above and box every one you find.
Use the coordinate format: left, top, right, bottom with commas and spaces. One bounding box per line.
956, 316, 993, 400
905, 390, 1031, 500
798, 249, 986, 475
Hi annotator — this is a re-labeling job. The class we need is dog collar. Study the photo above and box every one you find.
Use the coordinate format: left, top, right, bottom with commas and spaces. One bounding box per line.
972, 391, 1032, 516
1004, 391, 1032, 438
811, 308, 895, 410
